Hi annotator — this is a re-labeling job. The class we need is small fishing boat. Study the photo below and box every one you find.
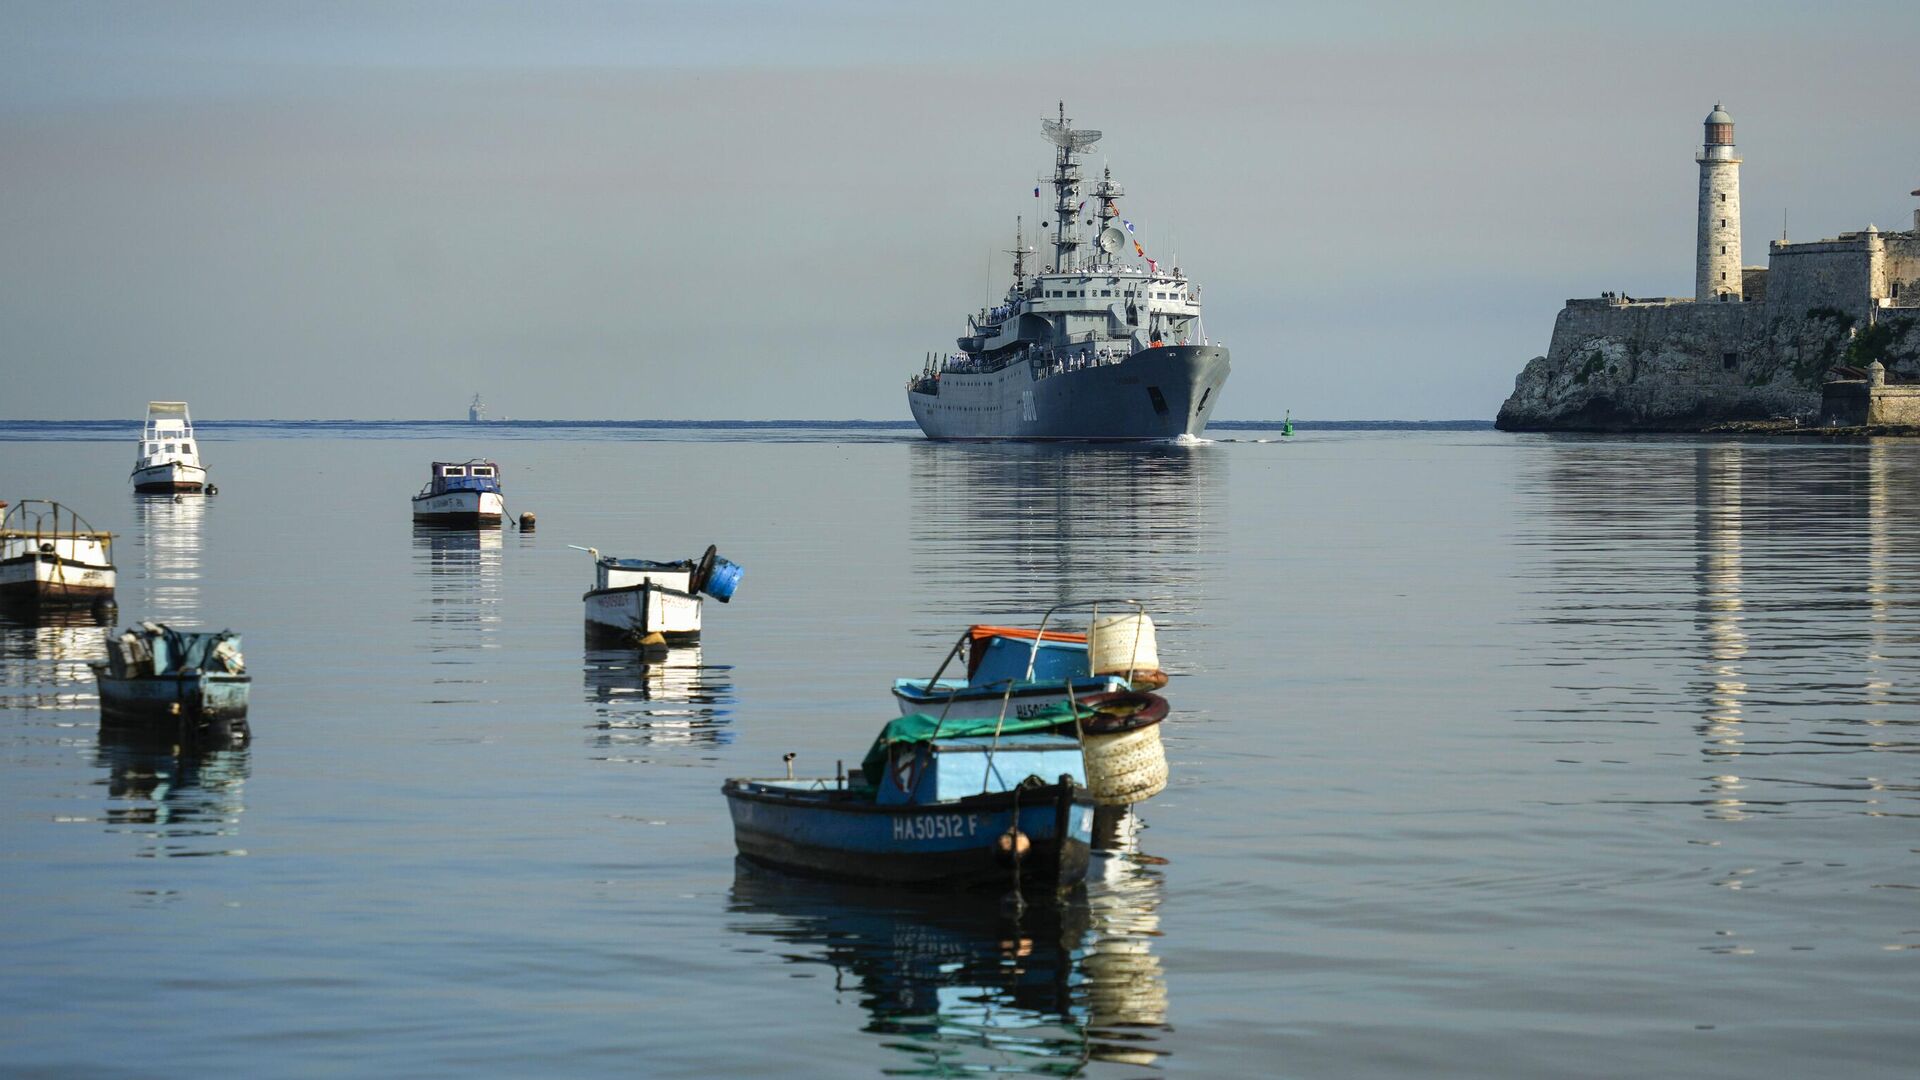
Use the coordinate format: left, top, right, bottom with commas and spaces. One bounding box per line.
130, 401, 209, 493
0, 500, 116, 608
891, 610, 1168, 720
723, 684, 1167, 891
725, 710, 1095, 891
411, 460, 504, 527
579, 543, 743, 647
90, 622, 250, 728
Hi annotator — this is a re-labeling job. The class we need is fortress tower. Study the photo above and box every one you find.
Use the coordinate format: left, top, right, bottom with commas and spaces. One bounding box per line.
1696, 103, 1742, 302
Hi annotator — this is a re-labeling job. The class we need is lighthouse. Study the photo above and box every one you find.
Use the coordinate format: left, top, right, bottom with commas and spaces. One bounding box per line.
1696, 103, 1742, 303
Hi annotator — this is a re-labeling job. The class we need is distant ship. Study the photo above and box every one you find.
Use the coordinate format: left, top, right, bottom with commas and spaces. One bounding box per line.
907, 104, 1231, 440
468, 393, 486, 422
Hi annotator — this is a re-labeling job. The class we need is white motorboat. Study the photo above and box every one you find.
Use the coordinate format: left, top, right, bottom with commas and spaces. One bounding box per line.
0, 500, 116, 608
411, 460, 505, 527
130, 401, 208, 493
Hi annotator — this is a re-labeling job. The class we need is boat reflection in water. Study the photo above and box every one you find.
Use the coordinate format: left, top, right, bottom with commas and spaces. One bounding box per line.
132, 490, 207, 626
727, 851, 1168, 1073
92, 722, 249, 859
584, 647, 734, 756
412, 526, 503, 702
0, 608, 112, 714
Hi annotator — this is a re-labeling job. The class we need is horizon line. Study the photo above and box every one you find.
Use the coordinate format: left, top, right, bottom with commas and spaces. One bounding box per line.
0, 417, 1496, 426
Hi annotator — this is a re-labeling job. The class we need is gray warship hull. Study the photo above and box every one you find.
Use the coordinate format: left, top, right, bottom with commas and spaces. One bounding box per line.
909, 346, 1230, 440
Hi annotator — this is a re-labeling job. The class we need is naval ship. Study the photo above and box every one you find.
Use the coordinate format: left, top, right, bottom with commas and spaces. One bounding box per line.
907, 105, 1231, 440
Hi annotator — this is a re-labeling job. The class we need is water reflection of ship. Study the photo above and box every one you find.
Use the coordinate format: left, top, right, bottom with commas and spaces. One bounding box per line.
909, 442, 1221, 620
727, 856, 1168, 1073
584, 647, 734, 752
132, 491, 207, 627
93, 724, 249, 858
0, 608, 111, 713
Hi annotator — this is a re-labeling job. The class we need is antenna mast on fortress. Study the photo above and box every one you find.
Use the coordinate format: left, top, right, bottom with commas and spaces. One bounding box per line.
1041, 102, 1100, 274
1696, 103, 1743, 303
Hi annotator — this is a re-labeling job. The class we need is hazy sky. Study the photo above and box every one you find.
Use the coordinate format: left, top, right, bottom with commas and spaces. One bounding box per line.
3, 0, 1916, 420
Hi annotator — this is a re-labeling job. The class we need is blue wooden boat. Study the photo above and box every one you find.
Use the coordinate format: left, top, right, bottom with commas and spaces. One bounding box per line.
724, 706, 1098, 891
889, 617, 1161, 720
891, 674, 1129, 719
90, 622, 250, 729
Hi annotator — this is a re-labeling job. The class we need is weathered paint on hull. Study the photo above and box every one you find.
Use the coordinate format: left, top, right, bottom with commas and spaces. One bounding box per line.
0, 556, 117, 606
723, 779, 1095, 890
93, 671, 251, 723
908, 345, 1231, 440
584, 584, 702, 646
890, 677, 1127, 720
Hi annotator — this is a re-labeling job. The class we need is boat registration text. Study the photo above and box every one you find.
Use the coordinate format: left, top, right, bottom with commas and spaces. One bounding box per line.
892, 813, 980, 841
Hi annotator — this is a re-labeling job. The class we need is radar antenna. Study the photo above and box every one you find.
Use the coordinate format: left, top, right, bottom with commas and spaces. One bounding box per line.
1041, 119, 1102, 153
1041, 102, 1100, 275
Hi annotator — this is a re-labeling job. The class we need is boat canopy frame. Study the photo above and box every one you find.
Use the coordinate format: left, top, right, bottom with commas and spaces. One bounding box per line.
904, 597, 1153, 798
0, 500, 113, 558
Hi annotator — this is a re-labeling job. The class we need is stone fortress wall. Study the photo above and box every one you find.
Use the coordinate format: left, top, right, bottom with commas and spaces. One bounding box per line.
1497, 104, 1920, 432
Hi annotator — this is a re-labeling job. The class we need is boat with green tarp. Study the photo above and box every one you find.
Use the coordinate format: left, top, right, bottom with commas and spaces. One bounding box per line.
723, 692, 1165, 891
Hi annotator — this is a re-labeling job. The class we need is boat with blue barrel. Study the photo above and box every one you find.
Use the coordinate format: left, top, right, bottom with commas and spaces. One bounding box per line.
411, 460, 504, 527
90, 622, 250, 735
579, 543, 742, 648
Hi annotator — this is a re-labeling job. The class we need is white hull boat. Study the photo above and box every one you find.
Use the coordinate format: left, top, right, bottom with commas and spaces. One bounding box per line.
131, 401, 208, 492
585, 582, 703, 645
0, 501, 116, 607
412, 460, 504, 527
130, 460, 208, 493
411, 488, 505, 525
582, 553, 701, 644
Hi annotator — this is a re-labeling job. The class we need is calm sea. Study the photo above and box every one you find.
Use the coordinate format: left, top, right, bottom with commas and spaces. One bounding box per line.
1, 422, 1915, 1078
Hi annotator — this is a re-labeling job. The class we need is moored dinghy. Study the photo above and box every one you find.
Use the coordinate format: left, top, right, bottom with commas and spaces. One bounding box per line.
893, 624, 1127, 719
91, 621, 251, 734
891, 605, 1168, 720
0, 500, 117, 609
411, 460, 505, 527
580, 543, 743, 648
130, 401, 209, 493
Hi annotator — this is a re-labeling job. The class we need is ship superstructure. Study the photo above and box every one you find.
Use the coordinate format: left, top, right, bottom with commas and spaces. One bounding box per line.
907, 104, 1231, 440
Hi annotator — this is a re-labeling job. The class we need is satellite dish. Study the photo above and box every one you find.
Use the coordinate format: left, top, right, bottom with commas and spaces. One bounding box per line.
1097, 227, 1126, 254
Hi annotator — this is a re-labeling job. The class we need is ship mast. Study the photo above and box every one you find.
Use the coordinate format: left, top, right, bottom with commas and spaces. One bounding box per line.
1094, 165, 1124, 270
1041, 102, 1101, 274
1007, 216, 1033, 290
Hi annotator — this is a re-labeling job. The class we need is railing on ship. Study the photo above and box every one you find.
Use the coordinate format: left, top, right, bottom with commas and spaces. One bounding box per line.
909, 340, 1141, 393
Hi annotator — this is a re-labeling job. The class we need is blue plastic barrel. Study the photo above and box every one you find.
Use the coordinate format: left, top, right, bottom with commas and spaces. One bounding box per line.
702, 556, 743, 602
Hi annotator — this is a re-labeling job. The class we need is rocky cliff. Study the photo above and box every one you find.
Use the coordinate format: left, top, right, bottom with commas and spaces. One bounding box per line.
1495, 300, 1920, 432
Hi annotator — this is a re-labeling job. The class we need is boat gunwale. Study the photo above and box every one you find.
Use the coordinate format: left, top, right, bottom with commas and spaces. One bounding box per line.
722, 776, 1093, 817
582, 580, 700, 602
